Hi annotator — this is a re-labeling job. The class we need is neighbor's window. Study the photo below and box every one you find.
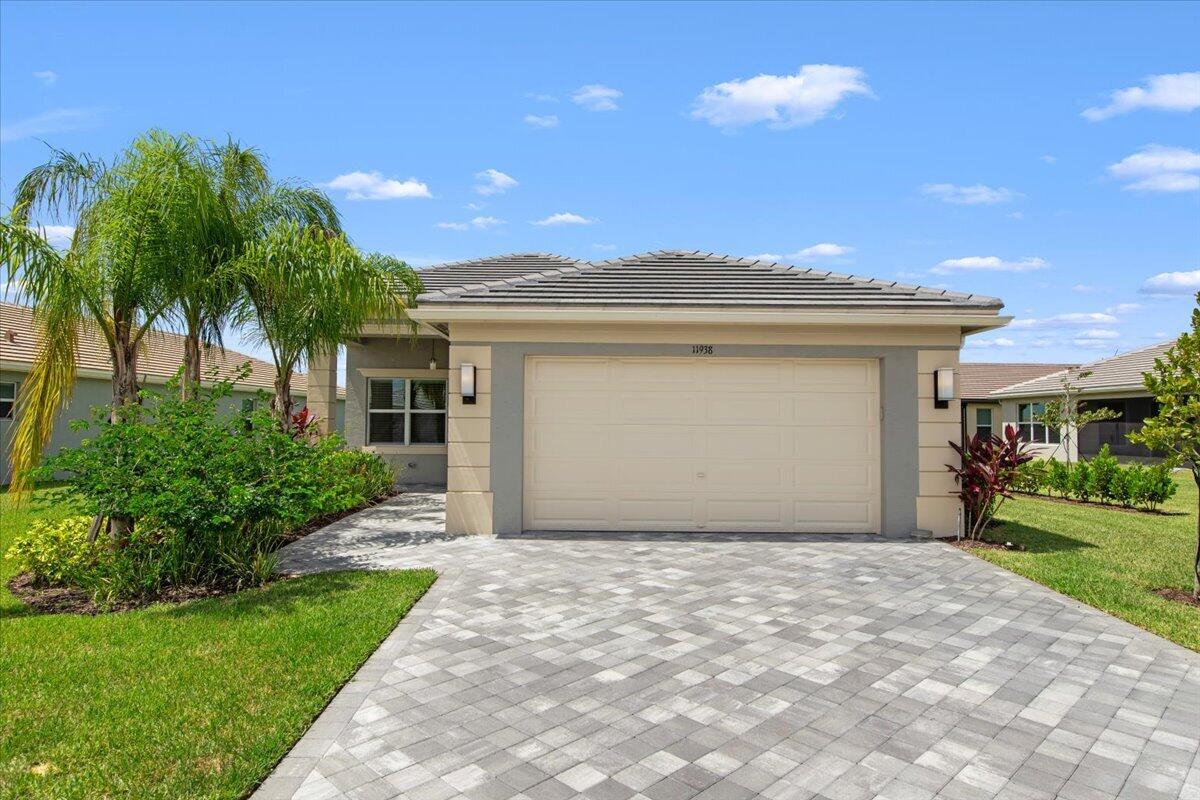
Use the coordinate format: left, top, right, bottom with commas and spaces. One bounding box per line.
1017, 402, 1061, 444
0, 382, 15, 419
975, 407, 993, 438
367, 378, 447, 445
241, 398, 256, 413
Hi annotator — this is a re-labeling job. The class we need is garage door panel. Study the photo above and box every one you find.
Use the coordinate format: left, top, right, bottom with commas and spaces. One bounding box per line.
704, 428, 787, 459
616, 498, 696, 527
793, 500, 875, 529
527, 497, 610, 528
706, 499, 786, 527
528, 392, 611, 423
794, 394, 876, 426
799, 427, 878, 461
794, 463, 876, 493
524, 356, 880, 533
705, 394, 789, 424
614, 429, 697, 458
528, 426, 609, 458
526, 459, 613, 487
529, 357, 611, 385
794, 360, 876, 388
704, 463, 788, 490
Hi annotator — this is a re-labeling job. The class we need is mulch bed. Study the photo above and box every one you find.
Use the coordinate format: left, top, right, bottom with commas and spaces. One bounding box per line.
7, 572, 244, 616
949, 538, 1025, 553
8, 490, 401, 616
1153, 588, 1200, 608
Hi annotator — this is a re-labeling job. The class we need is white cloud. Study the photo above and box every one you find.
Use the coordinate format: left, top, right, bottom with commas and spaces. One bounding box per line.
1072, 329, 1122, 348
474, 168, 518, 196
571, 84, 622, 111
526, 92, 558, 102
1105, 302, 1143, 314
1107, 145, 1200, 192
1011, 312, 1119, 329
523, 114, 559, 129
691, 64, 872, 130
35, 224, 74, 249
931, 256, 1048, 275
920, 183, 1020, 205
32, 70, 58, 86
1083, 72, 1200, 121
464, 202, 484, 210
1141, 269, 1200, 295
966, 337, 1017, 348
1041, 155, 1057, 164
592, 244, 618, 251
436, 216, 505, 232
789, 242, 855, 259
1007, 211, 1024, 220
1072, 284, 1100, 292
0, 107, 102, 143
324, 171, 431, 200
748, 253, 783, 262
531, 212, 594, 226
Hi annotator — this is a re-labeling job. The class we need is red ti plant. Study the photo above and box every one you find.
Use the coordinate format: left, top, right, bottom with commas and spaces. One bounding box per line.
289, 406, 321, 439
947, 425, 1034, 540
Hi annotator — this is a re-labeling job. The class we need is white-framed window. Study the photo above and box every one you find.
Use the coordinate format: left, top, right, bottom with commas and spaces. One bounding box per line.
1018, 402, 1061, 444
241, 398, 257, 413
367, 378, 447, 445
0, 381, 15, 419
975, 407, 993, 438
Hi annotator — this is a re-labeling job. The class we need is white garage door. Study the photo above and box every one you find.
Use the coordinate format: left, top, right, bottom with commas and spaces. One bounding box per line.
523, 356, 880, 533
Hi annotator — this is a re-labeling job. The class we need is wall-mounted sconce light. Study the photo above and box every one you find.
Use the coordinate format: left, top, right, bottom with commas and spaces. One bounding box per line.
428, 340, 438, 371
934, 367, 955, 409
461, 363, 477, 404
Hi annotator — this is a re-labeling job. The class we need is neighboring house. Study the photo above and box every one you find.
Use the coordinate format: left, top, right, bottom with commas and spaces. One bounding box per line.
987, 340, 1174, 461
1, 301, 345, 483
310, 251, 1010, 539
960, 362, 1075, 452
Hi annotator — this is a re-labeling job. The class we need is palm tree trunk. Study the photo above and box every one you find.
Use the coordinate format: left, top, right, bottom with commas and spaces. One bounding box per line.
182, 331, 202, 400
272, 371, 293, 430
107, 315, 139, 543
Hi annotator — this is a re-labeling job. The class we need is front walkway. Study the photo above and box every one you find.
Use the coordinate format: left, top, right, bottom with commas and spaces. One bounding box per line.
257, 491, 1200, 800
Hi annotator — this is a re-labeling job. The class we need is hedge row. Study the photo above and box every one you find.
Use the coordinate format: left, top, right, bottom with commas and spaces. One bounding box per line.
1014, 445, 1177, 511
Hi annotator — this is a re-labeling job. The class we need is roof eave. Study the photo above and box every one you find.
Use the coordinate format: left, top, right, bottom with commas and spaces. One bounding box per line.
408, 304, 1010, 328
990, 382, 1149, 399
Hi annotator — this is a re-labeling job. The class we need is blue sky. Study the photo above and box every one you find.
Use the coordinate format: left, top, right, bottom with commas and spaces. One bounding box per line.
2, 1, 1198, 369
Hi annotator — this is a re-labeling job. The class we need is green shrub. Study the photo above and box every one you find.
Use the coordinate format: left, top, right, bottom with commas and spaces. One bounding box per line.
1109, 466, 1134, 507
1015, 460, 1048, 494
1089, 445, 1120, 503
1142, 463, 1179, 510
22, 376, 395, 605
1069, 461, 1093, 502
1047, 459, 1071, 497
6, 516, 108, 587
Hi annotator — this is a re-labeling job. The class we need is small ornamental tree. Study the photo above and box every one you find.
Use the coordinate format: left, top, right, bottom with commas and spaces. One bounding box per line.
1035, 371, 1120, 465
1130, 294, 1199, 599
947, 425, 1035, 540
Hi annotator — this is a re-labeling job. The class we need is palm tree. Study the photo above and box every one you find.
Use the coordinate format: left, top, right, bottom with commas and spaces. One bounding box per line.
1, 132, 225, 507
168, 139, 340, 399
231, 221, 421, 425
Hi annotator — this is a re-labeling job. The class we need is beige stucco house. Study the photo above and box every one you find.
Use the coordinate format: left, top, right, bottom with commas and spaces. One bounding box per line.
1, 301, 345, 483
960, 362, 1074, 457
309, 251, 1010, 539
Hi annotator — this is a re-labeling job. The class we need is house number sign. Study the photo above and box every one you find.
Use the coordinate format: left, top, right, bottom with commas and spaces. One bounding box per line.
691, 345, 714, 355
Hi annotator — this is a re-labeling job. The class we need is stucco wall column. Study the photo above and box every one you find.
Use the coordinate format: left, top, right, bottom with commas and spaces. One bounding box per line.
307, 349, 338, 436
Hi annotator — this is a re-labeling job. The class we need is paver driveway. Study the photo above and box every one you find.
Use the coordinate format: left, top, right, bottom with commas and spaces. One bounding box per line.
256, 491, 1200, 800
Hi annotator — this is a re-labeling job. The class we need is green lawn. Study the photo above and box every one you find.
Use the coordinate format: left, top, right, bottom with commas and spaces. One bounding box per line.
1, 486, 437, 800
972, 473, 1199, 652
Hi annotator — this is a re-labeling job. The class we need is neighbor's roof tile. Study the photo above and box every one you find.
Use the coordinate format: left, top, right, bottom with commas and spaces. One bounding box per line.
988, 340, 1177, 397
959, 362, 1075, 400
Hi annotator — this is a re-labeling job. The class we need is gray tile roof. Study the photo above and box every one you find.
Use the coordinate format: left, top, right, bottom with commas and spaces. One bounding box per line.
416, 250, 1004, 311
989, 340, 1177, 398
959, 362, 1076, 400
